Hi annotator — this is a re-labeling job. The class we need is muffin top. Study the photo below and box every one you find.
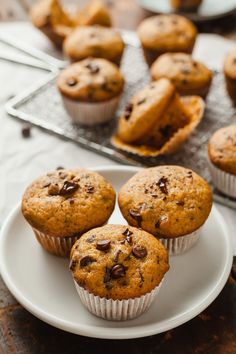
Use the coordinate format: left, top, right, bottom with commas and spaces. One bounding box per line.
208, 125, 236, 175
118, 166, 212, 238
22, 168, 116, 237
137, 15, 197, 51
224, 51, 236, 80
70, 224, 169, 300
117, 78, 175, 143
151, 53, 213, 91
57, 58, 124, 102
63, 26, 124, 63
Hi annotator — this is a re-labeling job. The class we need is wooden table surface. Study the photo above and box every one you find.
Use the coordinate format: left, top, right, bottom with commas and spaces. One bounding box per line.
0, 1, 236, 353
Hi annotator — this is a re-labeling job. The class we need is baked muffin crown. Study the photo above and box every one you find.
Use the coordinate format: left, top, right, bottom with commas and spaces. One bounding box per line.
151, 53, 213, 93
224, 51, 236, 80
137, 15, 197, 51
63, 25, 125, 64
208, 125, 236, 175
118, 166, 212, 238
70, 224, 169, 300
21, 168, 116, 237
57, 58, 124, 102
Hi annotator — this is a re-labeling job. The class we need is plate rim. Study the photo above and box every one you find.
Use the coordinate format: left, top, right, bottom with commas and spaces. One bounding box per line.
0, 165, 233, 339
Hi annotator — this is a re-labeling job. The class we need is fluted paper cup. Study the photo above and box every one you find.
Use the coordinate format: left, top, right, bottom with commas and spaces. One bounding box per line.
61, 94, 120, 126
74, 280, 163, 321
159, 226, 202, 256
208, 161, 236, 198
33, 228, 79, 257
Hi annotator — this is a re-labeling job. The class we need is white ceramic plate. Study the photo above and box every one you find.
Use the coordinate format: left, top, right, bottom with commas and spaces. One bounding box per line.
138, 0, 236, 22
0, 166, 233, 339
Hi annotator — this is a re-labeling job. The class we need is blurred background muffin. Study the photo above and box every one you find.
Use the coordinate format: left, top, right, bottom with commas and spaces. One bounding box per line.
170, 0, 203, 11
224, 50, 236, 105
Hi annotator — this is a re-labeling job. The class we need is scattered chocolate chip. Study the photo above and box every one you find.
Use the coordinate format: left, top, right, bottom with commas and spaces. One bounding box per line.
129, 209, 142, 227
67, 78, 77, 86
114, 250, 122, 263
96, 240, 111, 251
101, 82, 113, 93
160, 124, 172, 138
137, 98, 146, 105
151, 194, 157, 198
104, 267, 111, 283
86, 185, 94, 194
59, 181, 78, 196
21, 124, 31, 138
176, 201, 185, 206
48, 183, 60, 196
80, 255, 96, 267
187, 171, 193, 178
124, 102, 133, 120
138, 269, 144, 287
193, 62, 198, 68
122, 229, 133, 244
56, 166, 65, 170
86, 235, 96, 243
157, 176, 168, 194
111, 264, 126, 279
85, 62, 100, 74
69, 259, 77, 271
69, 199, 75, 205
155, 215, 168, 229
132, 245, 147, 259
163, 196, 167, 201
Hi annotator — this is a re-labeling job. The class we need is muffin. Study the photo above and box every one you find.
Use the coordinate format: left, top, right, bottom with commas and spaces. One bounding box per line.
75, 0, 112, 28
118, 166, 212, 255
137, 15, 197, 66
208, 125, 236, 198
112, 78, 205, 156
151, 53, 213, 98
70, 224, 169, 320
170, 0, 203, 11
63, 26, 125, 65
21, 168, 116, 257
30, 0, 74, 47
224, 51, 236, 104
57, 58, 124, 125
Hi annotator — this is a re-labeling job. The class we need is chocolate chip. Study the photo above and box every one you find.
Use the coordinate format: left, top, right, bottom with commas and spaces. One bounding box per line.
101, 82, 113, 93
132, 245, 147, 259
114, 250, 122, 263
67, 78, 77, 86
85, 62, 100, 74
138, 269, 144, 287
103, 267, 113, 289
69, 199, 75, 205
111, 264, 126, 279
124, 102, 133, 120
59, 181, 78, 196
96, 240, 111, 251
137, 98, 146, 105
69, 259, 77, 271
86, 185, 94, 194
176, 201, 185, 206
48, 183, 60, 195
21, 124, 31, 138
80, 256, 96, 267
160, 125, 172, 138
155, 215, 168, 229
56, 166, 65, 170
122, 228, 133, 239
86, 235, 96, 243
187, 171, 193, 178
151, 194, 157, 198
157, 176, 168, 194
129, 209, 142, 227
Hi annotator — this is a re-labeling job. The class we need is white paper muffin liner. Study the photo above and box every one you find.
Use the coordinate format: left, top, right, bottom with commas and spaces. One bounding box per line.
74, 280, 163, 321
61, 94, 120, 126
33, 228, 79, 257
208, 160, 236, 198
159, 226, 202, 255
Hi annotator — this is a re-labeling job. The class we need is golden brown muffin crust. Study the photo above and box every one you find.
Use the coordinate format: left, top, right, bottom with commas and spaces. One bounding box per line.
208, 125, 236, 175
22, 168, 116, 237
118, 166, 212, 238
137, 15, 197, 52
57, 58, 124, 102
224, 51, 236, 80
151, 53, 213, 96
171, 0, 202, 10
70, 224, 169, 300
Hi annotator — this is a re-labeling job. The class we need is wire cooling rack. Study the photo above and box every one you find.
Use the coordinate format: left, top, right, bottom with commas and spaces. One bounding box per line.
5, 31, 236, 210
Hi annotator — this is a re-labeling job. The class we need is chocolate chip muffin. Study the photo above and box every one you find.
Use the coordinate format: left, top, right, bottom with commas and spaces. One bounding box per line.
170, 0, 203, 11
30, 0, 74, 47
151, 53, 213, 98
118, 166, 212, 255
208, 125, 236, 198
137, 15, 197, 66
63, 26, 125, 65
224, 51, 236, 105
112, 78, 205, 156
57, 58, 124, 125
70, 224, 169, 320
22, 168, 116, 257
